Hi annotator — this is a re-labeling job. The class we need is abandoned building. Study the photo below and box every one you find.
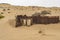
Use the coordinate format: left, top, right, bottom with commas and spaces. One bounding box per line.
32, 16, 59, 24
16, 15, 33, 27
15, 14, 59, 27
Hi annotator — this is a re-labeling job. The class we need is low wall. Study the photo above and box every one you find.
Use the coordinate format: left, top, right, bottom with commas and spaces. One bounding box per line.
32, 16, 59, 24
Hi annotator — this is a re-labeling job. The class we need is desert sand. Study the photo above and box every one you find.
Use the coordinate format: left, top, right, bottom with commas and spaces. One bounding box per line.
0, 3, 60, 40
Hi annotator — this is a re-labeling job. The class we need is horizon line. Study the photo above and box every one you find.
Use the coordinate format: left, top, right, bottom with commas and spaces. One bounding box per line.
0, 3, 60, 7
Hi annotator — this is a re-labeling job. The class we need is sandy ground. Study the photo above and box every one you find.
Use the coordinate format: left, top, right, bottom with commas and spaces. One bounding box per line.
0, 16, 60, 40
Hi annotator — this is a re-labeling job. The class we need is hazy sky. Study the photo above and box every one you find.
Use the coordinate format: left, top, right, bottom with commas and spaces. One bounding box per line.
0, 0, 60, 7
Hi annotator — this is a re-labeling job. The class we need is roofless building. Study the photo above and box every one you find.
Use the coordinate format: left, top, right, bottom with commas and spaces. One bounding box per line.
15, 13, 59, 27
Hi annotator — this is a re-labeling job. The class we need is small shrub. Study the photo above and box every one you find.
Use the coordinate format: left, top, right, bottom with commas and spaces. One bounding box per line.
41, 10, 51, 16
3, 9, 6, 11
1, 12, 4, 14
8, 9, 10, 10
38, 31, 42, 33
0, 14, 4, 19
38, 30, 46, 35
8, 12, 10, 13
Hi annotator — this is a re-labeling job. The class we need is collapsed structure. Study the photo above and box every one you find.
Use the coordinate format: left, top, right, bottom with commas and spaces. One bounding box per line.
16, 15, 32, 27
15, 14, 59, 27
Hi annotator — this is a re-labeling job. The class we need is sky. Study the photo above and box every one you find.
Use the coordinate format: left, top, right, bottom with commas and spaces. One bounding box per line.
0, 0, 60, 7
